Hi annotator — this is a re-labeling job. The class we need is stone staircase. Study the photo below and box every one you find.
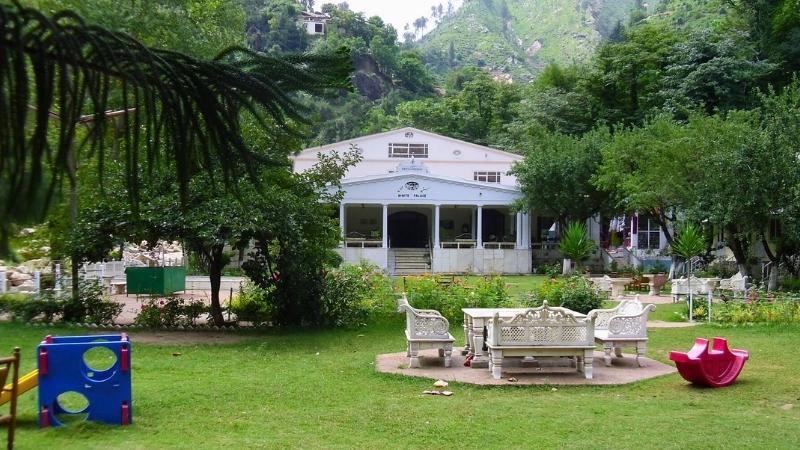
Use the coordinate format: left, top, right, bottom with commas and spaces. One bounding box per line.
393, 249, 431, 275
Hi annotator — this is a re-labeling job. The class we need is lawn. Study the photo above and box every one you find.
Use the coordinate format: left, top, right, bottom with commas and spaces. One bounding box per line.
2, 320, 798, 449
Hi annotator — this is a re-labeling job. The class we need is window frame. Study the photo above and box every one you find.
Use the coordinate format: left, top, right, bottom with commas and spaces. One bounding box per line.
473, 171, 502, 183
388, 143, 429, 158
638, 216, 661, 250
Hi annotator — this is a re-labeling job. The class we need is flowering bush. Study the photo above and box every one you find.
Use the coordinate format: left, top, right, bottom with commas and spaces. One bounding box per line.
134, 297, 208, 328
713, 291, 800, 324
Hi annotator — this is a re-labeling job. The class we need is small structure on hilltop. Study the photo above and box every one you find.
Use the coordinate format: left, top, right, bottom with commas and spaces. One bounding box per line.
300, 11, 330, 35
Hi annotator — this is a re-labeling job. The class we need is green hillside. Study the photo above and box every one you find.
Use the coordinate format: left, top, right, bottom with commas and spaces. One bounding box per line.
419, 0, 655, 81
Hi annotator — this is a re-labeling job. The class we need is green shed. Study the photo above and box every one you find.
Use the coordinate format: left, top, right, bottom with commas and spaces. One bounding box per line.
125, 266, 186, 295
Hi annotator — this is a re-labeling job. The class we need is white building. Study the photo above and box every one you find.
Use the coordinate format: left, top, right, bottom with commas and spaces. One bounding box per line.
300, 11, 329, 35
293, 128, 533, 274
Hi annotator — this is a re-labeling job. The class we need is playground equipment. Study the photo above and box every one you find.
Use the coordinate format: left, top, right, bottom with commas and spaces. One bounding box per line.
37, 334, 132, 427
1, 348, 21, 449
669, 337, 749, 387
0, 369, 37, 407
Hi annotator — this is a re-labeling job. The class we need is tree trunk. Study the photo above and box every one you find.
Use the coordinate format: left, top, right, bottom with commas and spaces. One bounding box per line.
760, 232, 780, 291
726, 225, 749, 277
71, 254, 80, 300
208, 245, 226, 326
768, 267, 779, 291
0, 225, 9, 260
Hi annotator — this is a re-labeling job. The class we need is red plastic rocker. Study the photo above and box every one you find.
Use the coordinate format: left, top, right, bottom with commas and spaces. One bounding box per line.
669, 337, 749, 387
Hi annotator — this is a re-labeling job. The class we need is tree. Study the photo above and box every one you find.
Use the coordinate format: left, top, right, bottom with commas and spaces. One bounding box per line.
594, 116, 702, 252
683, 112, 764, 277
0, 3, 352, 257
242, 150, 361, 327
511, 127, 611, 227
585, 22, 679, 127
413, 16, 428, 37
659, 29, 775, 116
756, 81, 800, 281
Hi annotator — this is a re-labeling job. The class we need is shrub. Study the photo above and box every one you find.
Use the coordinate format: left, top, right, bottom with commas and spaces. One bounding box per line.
471, 276, 511, 308
321, 262, 397, 327
714, 291, 800, 325
134, 297, 208, 328
0, 293, 27, 315
536, 262, 561, 278
3, 294, 61, 323
559, 221, 596, 263
532, 276, 602, 314
229, 283, 273, 326
405, 275, 511, 322
1, 280, 121, 325
780, 277, 800, 293
60, 280, 122, 325
405, 276, 462, 320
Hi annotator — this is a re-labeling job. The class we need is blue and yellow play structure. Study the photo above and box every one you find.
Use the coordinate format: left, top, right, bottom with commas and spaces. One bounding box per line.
37, 334, 132, 427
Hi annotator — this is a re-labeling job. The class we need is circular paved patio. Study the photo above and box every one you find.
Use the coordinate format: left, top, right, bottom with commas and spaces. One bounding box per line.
376, 350, 676, 385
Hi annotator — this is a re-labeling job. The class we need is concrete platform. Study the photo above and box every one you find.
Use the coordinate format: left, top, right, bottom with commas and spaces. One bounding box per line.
376, 350, 676, 385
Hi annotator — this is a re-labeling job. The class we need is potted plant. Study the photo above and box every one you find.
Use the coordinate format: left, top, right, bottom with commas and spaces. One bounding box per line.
671, 223, 707, 321
559, 221, 597, 275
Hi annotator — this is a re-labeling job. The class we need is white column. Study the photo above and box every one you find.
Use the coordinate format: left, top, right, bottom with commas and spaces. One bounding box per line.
382, 204, 389, 249
516, 212, 522, 248
434, 204, 441, 249
339, 203, 346, 247
471, 208, 476, 238
477, 205, 483, 249
0, 269, 5, 294
521, 213, 531, 249
630, 214, 639, 249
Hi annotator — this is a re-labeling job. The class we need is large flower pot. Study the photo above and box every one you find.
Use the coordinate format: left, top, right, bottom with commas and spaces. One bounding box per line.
648, 273, 668, 296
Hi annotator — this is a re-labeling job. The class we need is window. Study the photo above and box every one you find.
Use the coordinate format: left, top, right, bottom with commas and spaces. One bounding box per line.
388, 143, 428, 158
474, 171, 501, 183
638, 216, 661, 250
314, 23, 324, 33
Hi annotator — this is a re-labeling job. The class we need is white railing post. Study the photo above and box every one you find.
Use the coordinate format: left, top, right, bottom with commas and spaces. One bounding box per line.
434, 204, 441, 249
34, 271, 41, 296
382, 204, 389, 249
477, 205, 483, 249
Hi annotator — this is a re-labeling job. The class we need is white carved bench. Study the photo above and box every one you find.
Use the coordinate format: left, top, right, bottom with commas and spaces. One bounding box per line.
718, 273, 748, 298
670, 276, 706, 302
397, 296, 454, 368
486, 302, 595, 379
588, 296, 655, 367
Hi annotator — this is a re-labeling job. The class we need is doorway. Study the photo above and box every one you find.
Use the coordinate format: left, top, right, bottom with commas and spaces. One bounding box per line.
388, 211, 429, 248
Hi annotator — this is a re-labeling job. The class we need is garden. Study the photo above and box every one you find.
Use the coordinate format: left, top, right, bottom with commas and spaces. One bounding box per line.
3, 269, 800, 448
2, 312, 799, 448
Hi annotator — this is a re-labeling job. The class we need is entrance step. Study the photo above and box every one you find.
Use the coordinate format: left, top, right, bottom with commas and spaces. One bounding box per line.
393, 249, 431, 275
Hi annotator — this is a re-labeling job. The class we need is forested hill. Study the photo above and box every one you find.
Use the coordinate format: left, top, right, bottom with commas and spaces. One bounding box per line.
419, 0, 657, 81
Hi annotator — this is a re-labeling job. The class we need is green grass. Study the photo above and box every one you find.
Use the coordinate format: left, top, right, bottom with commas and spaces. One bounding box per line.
2, 320, 799, 449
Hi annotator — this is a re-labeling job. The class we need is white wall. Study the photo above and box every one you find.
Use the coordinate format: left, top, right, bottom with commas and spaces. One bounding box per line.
336, 247, 389, 270
293, 128, 522, 186
431, 249, 531, 274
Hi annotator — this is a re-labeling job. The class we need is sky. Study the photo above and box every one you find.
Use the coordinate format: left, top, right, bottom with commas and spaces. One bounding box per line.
332, 0, 464, 37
